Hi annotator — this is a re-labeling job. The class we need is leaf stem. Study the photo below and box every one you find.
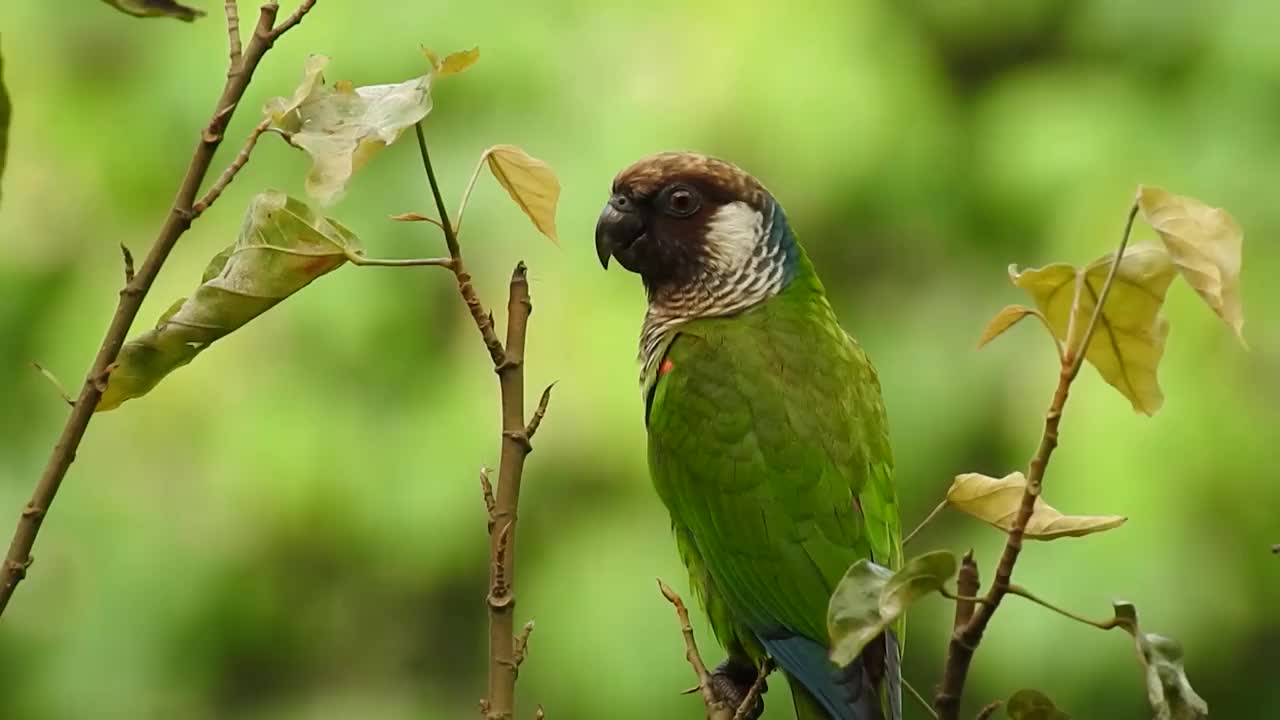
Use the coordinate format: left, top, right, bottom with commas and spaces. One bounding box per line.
903, 499, 947, 546
1005, 584, 1127, 632
905, 679, 940, 720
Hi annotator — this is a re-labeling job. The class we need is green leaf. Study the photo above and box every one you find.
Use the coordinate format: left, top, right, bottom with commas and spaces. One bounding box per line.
1112, 602, 1208, 720
1010, 244, 1176, 415
98, 192, 360, 411
827, 551, 955, 666
0, 40, 9, 204
947, 472, 1126, 540
483, 145, 561, 244
99, 0, 205, 21
265, 55, 435, 205
1005, 689, 1069, 719
1137, 185, 1246, 346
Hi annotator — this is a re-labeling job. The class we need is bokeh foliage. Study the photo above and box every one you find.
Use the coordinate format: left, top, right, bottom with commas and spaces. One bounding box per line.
1, 1, 1277, 718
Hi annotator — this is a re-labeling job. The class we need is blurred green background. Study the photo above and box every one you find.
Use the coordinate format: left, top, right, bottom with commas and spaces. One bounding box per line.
1, 1, 1277, 718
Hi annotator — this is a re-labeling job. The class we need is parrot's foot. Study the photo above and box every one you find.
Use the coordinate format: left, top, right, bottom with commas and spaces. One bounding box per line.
709, 657, 767, 720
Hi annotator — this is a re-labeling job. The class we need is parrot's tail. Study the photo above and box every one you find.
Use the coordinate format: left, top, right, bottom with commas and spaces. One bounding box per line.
762, 630, 901, 720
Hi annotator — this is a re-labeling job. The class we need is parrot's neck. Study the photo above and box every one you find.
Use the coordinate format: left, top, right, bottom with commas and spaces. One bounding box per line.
638, 199, 800, 379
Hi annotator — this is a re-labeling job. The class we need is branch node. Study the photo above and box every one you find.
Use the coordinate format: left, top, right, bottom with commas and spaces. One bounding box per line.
502, 430, 532, 452
20, 504, 45, 522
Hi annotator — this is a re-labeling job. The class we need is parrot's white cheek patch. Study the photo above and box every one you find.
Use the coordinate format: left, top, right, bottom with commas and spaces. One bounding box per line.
704, 201, 764, 274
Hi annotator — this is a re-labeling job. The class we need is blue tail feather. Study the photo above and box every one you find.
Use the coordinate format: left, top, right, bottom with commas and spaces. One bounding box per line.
758, 630, 900, 720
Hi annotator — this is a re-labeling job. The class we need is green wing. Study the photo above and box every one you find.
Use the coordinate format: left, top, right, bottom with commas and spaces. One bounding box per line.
646, 273, 901, 648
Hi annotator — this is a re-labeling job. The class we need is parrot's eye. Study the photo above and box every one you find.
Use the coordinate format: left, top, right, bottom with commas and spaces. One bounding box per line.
661, 185, 701, 218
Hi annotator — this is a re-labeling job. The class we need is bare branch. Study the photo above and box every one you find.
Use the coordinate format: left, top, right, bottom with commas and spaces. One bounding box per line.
0, 0, 315, 619
268, 0, 317, 39
193, 116, 271, 216
223, 1, 243, 69
658, 580, 727, 715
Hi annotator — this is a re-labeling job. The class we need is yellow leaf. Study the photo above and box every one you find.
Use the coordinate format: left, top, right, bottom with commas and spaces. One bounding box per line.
1010, 244, 1176, 415
438, 47, 480, 77
1137, 185, 1246, 346
390, 212, 434, 222
946, 472, 1127, 540
421, 46, 480, 77
977, 304, 1040, 349
484, 145, 560, 244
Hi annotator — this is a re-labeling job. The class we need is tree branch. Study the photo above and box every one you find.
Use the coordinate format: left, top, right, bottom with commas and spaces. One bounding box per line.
223, 0, 243, 69
934, 200, 1140, 719
0, 0, 316, 619
193, 116, 271, 215
413, 125, 544, 719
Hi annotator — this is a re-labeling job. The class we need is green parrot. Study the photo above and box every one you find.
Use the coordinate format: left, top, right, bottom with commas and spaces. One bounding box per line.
595, 152, 902, 720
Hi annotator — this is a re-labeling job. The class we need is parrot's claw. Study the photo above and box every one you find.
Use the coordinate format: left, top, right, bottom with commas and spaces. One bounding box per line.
709, 657, 767, 720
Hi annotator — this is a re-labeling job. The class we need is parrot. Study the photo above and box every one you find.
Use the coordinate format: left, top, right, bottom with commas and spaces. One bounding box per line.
594, 152, 903, 720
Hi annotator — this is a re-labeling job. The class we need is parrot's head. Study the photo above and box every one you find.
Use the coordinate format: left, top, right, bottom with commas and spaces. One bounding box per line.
595, 152, 796, 309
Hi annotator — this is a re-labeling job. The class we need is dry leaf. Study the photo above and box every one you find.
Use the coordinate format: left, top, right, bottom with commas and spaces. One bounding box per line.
1112, 602, 1208, 720
98, 193, 360, 411
1137, 185, 1246, 346
484, 145, 560, 243
1010, 244, 1176, 415
946, 472, 1127, 540
265, 55, 434, 205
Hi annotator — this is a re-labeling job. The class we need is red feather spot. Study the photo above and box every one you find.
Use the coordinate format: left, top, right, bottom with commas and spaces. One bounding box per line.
659, 358, 675, 376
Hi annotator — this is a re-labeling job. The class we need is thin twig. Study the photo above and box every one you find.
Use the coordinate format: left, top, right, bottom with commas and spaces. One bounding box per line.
415, 122, 505, 366
223, 1, 243, 68
659, 580, 731, 717
0, 0, 314, 619
119, 243, 135, 285
30, 363, 75, 407
731, 660, 774, 720
934, 200, 1140, 719
903, 499, 947, 546
904, 679, 940, 720
345, 254, 454, 268
268, 0, 316, 39
525, 383, 554, 439
974, 700, 1003, 720
193, 117, 271, 215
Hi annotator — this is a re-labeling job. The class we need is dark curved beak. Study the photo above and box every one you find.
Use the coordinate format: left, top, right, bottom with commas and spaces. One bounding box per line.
595, 199, 645, 269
